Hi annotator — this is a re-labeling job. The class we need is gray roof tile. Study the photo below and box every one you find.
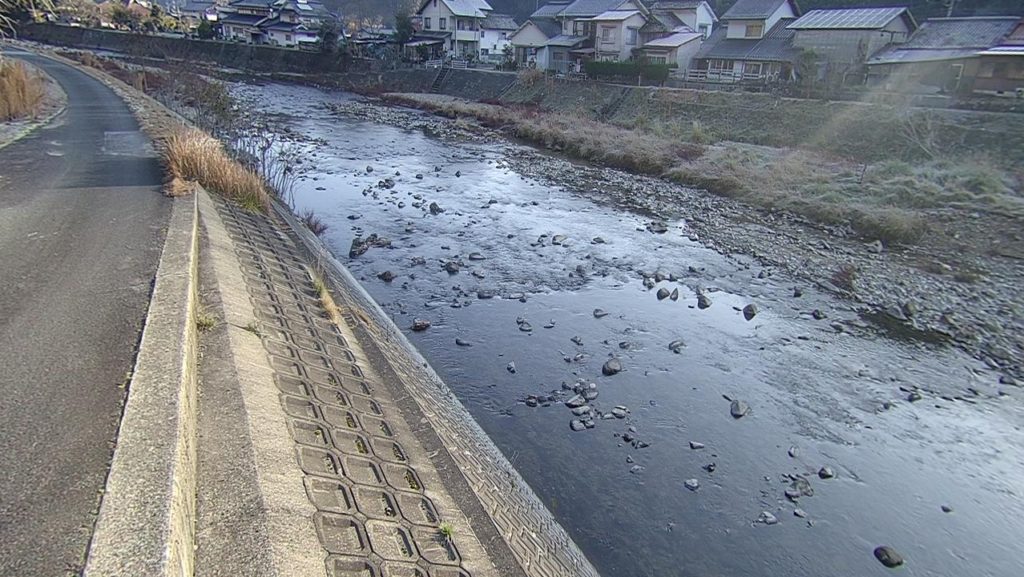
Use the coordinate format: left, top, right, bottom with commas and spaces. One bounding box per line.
696, 17, 798, 62
721, 0, 791, 21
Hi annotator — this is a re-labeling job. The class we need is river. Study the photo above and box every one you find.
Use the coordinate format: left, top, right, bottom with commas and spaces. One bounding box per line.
231, 81, 1024, 577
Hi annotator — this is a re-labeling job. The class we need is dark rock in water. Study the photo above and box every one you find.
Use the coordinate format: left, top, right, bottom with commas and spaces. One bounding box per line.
643, 277, 656, 289
689, 441, 705, 450
410, 256, 426, 266
668, 339, 685, 354
907, 391, 923, 403
611, 407, 627, 419
552, 234, 567, 245
602, 358, 622, 376
415, 173, 424, 179
657, 288, 671, 300
941, 505, 953, 513
455, 338, 472, 347
785, 489, 802, 501
697, 294, 712, 309
571, 336, 584, 346
630, 465, 644, 474
592, 237, 606, 244
455, 170, 462, 177
788, 446, 799, 458
349, 234, 391, 258
347, 214, 361, 220
743, 303, 759, 321
670, 288, 679, 301
818, 466, 836, 479
411, 319, 431, 331
444, 261, 460, 274
812, 309, 827, 320
794, 508, 807, 518
593, 308, 609, 318
506, 362, 517, 374
757, 511, 779, 525
519, 322, 533, 332
793, 287, 804, 298
565, 394, 586, 408
583, 388, 599, 401
366, 165, 373, 173
468, 252, 485, 261
684, 479, 700, 491
570, 420, 585, 432
377, 271, 396, 282
543, 321, 556, 329
477, 290, 496, 299
429, 202, 445, 215
703, 462, 717, 473
730, 400, 749, 418
524, 396, 539, 408
873, 546, 904, 568
655, 271, 667, 283
647, 221, 668, 234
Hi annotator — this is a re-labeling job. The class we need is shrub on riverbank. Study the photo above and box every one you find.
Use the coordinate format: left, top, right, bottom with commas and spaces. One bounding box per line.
0, 61, 44, 121
164, 127, 270, 212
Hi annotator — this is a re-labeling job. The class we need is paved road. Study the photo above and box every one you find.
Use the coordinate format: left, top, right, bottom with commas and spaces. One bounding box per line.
0, 51, 170, 576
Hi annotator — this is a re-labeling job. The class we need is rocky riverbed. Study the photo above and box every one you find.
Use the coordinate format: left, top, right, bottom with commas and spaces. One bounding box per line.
228, 81, 1024, 577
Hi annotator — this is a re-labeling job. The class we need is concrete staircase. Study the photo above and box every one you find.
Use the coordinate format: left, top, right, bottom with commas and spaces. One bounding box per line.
430, 67, 452, 93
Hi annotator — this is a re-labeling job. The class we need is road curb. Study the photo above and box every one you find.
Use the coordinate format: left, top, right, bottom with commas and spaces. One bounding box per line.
84, 192, 200, 577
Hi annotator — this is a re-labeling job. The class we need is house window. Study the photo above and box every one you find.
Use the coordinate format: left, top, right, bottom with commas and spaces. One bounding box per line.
425, 17, 431, 29
457, 19, 464, 30
648, 55, 667, 64
627, 27, 638, 45
709, 60, 731, 72
745, 62, 763, 76
285, 34, 292, 41
745, 23, 763, 38
440, 18, 446, 30
698, 24, 709, 38
482, 48, 489, 55
481, 30, 485, 36
601, 27, 612, 41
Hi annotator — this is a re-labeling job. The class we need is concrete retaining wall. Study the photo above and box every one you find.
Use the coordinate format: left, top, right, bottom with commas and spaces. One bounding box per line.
442, 69, 516, 101
22, 24, 350, 74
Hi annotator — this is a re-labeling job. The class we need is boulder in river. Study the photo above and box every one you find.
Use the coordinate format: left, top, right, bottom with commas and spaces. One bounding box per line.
757, 511, 779, 525
602, 358, 622, 376
377, 271, 396, 283
684, 479, 700, 491
444, 260, 460, 274
670, 288, 679, 301
570, 419, 585, 432
565, 394, 586, 408
689, 441, 705, 450
697, 294, 712, 309
873, 546, 904, 568
455, 338, 472, 347
468, 252, 485, 261
730, 400, 749, 418
743, 303, 758, 321
506, 361, 517, 374
818, 466, 836, 479
411, 319, 431, 331
593, 308, 609, 318
668, 339, 685, 354
429, 202, 445, 215
657, 288, 670, 300
647, 221, 668, 234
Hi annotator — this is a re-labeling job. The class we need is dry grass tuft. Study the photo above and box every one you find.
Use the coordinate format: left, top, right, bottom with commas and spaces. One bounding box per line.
0, 61, 45, 121
300, 209, 329, 236
163, 128, 270, 211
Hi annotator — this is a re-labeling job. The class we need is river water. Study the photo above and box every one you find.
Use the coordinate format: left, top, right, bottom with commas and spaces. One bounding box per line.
232, 82, 1024, 577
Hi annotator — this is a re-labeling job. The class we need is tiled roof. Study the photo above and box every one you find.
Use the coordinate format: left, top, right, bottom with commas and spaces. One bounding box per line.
534, 18, 564, 38
642, 30, 702, 48
482, 13, 518, 30
220, 13, 264, 26
646, 0, 702, 9
695, 17, 798, 62
531, 1, 571, 19
590, 10, 640, 21
546, 33, 588, 46
721, 0, 791, 20
560, 0, 623, 18
868, 16, 1019, 65
788, 7, 909, 30
228, 0, 273, 8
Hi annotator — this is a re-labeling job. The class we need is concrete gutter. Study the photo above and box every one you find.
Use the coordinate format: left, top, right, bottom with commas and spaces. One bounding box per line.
84, 192, 200, 577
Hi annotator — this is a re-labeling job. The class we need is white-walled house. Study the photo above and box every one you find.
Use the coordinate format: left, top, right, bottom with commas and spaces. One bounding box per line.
591, 9, 647, 61
691, 0, 801, 82
644, 1, 716, 38
415, 0, 493, 58
479, 13, 518, 59
508, 17, 562, 68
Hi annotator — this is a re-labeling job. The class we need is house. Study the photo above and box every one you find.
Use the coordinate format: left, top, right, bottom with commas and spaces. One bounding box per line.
590, 8, 648, 62
508, 15, 563, 68
414, 0, 494, 58
640, 28, 703, 67
641, 1, 716, 40
218, 0, 273, 42
178, 0, 218, 29
479, 12, 518, 60
867, 16, 1021, 95
257, 0, 328, 47
788, 6, 916, 70
690, 0, 801, 83
973, 20, 1024, 96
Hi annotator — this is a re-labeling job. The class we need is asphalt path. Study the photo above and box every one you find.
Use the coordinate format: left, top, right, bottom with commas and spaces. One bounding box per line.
0, 51, 170, 576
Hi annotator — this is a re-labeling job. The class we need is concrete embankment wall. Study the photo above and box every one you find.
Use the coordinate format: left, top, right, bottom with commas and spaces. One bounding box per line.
22, 23, 351, 74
